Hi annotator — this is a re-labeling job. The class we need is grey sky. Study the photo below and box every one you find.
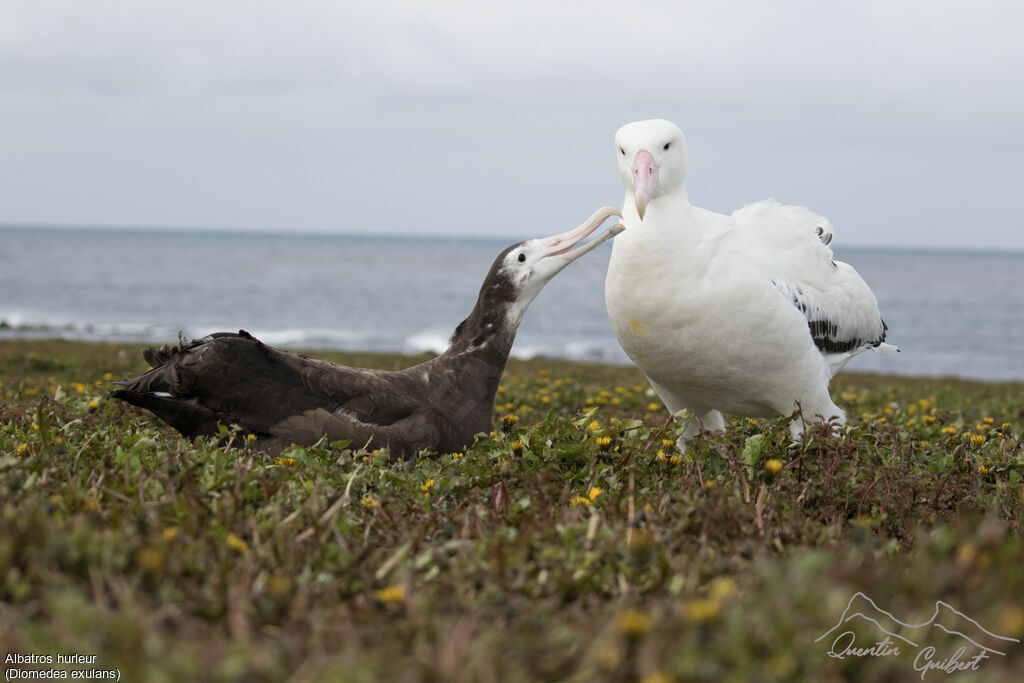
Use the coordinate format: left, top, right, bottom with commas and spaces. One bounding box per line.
1, 0, 1022, 249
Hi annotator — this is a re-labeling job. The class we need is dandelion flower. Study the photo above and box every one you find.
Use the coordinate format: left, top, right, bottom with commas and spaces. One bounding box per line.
709, 576, 737, 600
136, 547, 163, 572
646, 402, 661, 412
615, 608, 651, 636
569, 496, 591, 507
274, 456, 297, 467
765, 459, 783, 475
684, 598, 721, 623
87, 399, 99, 409
162, 527, 180, 541
374, 585, 406, 604
588, 487, 603, 501
657, 450, 683, 465
226, 533, 249, 554
588, 420, 601, 432
361, 495, 381, 508
978, 464, 989, 474
594, 436, 612, 447
970, 434, 987, 447
941, 427, 958, 436
16, 443, 28, 456
420, 479, 435, 498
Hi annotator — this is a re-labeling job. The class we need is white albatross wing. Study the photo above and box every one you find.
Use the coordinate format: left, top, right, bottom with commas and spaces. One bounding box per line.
732, 199, 895, 376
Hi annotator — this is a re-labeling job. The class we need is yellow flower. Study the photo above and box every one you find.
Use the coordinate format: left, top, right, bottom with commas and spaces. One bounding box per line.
501, 413, 519, 430
684, 598, 721, 623
983, 417, 995, 425
998, 606, 1024, 637
709, 576, 737, 600
244, 433, 258, 444
941, 427, 958, 436
136, 547, 163, 572
87, 399, 99, 409
594, 436, 612, 447
16, 443, 28, 456
420, 479, 435, 497
569, 496, 591, 507
274, 456, 297, 467
661, 439, 675, 447
374, 585, 406, 604
102, 372, 115, 381
162, 527, 180, 541
509, 440, 523, 454
646, 402, 661, 411
615, 609, 651, 636
765, 459, 783, 475
267, 574, 292, 596
923, 415, 936, 424
970, 434, 987, 447
978, 464, 989, 474
361, 495, 381, 508
588, 487, 603, 501
588, 420, 601, 432
657, 449, 683, 465
226, 533, 249, 554
450, 451, 465, 459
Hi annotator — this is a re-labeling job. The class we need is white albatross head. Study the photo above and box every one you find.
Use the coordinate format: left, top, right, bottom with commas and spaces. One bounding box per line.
614, 119, 687, 220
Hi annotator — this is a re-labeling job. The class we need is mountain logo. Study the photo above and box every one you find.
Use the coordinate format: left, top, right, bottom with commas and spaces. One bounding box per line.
815, 592, 1020, 677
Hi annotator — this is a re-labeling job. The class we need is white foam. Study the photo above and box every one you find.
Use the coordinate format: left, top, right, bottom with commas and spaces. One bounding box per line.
405, 329, 450, 354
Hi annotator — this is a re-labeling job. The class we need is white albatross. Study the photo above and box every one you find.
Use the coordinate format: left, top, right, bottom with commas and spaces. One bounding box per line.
605, 119, 898, 448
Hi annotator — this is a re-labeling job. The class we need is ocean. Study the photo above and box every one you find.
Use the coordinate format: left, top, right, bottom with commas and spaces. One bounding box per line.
1, 226, 1022, 382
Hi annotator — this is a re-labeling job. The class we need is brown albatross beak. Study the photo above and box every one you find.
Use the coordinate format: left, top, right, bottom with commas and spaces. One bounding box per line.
539, 206, 624, 261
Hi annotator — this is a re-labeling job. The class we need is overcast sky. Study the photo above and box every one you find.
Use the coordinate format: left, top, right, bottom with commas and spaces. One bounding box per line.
1, 0, 1022, 249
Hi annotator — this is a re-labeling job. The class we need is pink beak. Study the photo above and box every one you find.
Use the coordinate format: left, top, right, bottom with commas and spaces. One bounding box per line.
539, 206, 623, 260
632, 149, 659, 220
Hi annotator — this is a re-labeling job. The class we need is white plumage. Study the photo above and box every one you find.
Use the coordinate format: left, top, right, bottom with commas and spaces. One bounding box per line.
605, 119, 897, 446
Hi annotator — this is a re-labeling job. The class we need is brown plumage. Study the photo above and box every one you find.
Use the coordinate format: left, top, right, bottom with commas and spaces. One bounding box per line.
113, 208, 623, 457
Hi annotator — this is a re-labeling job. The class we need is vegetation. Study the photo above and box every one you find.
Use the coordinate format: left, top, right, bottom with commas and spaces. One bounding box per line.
1, 339, 1023, 681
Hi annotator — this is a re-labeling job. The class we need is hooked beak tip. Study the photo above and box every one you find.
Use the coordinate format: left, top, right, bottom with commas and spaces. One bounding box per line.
635, 197, 647, 221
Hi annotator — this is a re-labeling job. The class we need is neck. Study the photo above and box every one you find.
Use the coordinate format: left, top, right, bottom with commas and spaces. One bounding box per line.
441, 294, 518, 403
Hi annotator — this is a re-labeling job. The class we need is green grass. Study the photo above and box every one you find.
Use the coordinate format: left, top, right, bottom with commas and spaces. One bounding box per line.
1, 339, 1023, 681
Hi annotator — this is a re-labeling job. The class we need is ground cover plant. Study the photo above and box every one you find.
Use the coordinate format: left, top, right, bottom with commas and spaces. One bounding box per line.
2, 339, 1023, 681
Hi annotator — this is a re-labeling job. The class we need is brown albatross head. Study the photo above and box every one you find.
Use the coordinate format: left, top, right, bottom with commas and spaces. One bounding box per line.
498, 206, 624, 327
447, 206, 624, 355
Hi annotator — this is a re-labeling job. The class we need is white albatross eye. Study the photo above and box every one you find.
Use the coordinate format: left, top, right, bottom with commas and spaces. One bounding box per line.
663, 142, 671, 150
518, 253, 526, 263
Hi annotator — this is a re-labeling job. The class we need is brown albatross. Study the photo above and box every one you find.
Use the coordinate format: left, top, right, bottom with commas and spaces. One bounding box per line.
113, 207, 623, 457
